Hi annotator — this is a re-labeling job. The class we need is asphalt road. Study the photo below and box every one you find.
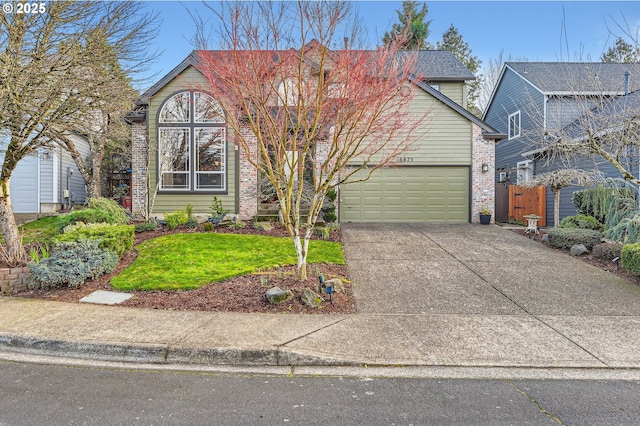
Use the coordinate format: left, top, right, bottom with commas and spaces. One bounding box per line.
1, 360, 638, 425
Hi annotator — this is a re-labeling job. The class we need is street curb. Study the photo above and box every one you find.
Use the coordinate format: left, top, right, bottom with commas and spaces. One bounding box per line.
0, 334, 169, 364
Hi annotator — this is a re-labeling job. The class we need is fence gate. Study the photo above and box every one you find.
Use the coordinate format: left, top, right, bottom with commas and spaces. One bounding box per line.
508, 185, 546, 227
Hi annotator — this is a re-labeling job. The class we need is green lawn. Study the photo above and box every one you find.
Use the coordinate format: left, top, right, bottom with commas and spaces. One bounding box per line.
1, 216, 61, 244
111, 233, 345, 291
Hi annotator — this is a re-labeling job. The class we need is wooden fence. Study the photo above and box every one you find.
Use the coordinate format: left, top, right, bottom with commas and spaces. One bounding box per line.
508, 185, 546, 227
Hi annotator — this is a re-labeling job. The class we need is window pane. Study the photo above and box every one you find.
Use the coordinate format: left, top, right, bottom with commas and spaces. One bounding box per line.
194, 92, 225, 123
159, 128, 190, 189
159, 92, 190, 123
196, 173, 223, 190
195, 128, 225, 172
162, 172, 189, 189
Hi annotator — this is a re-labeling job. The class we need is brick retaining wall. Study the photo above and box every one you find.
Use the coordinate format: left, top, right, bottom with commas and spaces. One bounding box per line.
0, 266, 34, 295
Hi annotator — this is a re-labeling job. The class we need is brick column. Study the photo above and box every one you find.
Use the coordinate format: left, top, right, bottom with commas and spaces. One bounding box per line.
131, 122, 148, 217
471, 123, 495, 223
237, 128, 258, 219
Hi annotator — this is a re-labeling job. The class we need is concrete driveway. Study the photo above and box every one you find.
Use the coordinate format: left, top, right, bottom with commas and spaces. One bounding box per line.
342, 223, 640, 316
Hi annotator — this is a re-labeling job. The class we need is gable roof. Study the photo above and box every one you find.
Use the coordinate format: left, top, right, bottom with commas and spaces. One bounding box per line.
129, 48, 498, 136
505, 62, 640, 95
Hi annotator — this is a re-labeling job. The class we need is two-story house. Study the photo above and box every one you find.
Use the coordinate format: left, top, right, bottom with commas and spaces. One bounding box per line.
127, 46, 504, 223
484, 62, 640, 225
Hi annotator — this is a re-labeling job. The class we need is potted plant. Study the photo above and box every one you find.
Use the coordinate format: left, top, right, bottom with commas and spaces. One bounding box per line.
479, 206, 492, 225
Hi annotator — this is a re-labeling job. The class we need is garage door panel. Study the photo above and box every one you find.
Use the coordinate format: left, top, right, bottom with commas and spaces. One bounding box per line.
340, 167, 469, 223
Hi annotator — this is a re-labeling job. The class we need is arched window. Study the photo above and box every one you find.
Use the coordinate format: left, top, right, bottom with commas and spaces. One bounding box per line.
158, 91, 226, 191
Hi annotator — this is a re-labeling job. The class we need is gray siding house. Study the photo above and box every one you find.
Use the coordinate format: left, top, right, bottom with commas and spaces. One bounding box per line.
0, 134, 88, 216
483, 62, 640, 225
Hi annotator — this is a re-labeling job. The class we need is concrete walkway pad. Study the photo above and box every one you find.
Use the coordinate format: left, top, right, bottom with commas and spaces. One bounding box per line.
79, 290, 133, 305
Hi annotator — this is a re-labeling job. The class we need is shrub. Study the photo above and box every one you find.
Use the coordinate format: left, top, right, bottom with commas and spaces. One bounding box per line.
592, 242, 623, 261
606, 215, 640, 244
55, 223, 134, 256
185, 218, 199, 229
134, 221, 157, 233
29, 239, 118, 288
57, 208, 120, 230
559, 214, 603, 231
87, 197, 129, 224
622, 243, 640, 276
203, 222, 214, 231
164, 210, 188, 230
547, 228, 603, 250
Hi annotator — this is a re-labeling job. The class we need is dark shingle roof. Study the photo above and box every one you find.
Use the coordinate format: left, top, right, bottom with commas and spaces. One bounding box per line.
563, 89, 640, 140
402, 50, 476, 81
507, 62, 640, 94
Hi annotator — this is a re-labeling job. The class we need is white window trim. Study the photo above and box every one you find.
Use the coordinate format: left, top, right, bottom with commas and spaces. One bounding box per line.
516, 160, 533, 185
158, 91, 227, 192
508, 111, 521, 140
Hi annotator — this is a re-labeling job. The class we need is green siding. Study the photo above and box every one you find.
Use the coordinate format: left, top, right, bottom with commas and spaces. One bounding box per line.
148, 66, 237, 216
360, 84, 472, 166
438, 82, 465, 105
340, 167, 469, 223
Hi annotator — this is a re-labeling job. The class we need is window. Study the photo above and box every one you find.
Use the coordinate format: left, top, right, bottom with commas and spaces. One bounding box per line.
516, 160, 533, 184
508, 111, 521, 140
158, 91, 226, 192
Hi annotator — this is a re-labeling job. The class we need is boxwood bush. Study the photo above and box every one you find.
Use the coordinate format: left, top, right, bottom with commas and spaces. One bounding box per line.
622, 243, 640, 276
29, 239, 118, 288
547, 228, 603, 250
559, 214, 603, 231
55, 223, 134, 256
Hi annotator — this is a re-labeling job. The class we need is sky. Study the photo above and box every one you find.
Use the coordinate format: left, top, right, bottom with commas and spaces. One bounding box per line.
137, 1, 640, 91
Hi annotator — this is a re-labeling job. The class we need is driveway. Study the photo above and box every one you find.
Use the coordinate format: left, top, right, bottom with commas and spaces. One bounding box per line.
342, 223, 640, 316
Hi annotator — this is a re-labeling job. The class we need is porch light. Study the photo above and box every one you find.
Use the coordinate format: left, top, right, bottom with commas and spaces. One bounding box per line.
481, 163, 489, 173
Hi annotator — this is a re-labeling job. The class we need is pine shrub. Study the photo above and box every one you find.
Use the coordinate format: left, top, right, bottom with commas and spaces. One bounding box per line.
55, 223, 134, 256
559, 214, 603, 231
547, 228, 603, 250
87, 197, 129, 224
28, 239, 118, 288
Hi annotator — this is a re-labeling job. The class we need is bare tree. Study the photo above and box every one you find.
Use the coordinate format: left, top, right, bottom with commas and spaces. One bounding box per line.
520, 169, 602, 227
195, 1, 423, 280
0, 1, 158, 264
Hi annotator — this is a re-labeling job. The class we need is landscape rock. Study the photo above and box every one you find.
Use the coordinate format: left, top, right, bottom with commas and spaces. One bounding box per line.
254, 222, 273, 231
541, 234, 549, 243
322, 278, 345, 294
301, 288, 324, 308
265, 286, 293, 304
570, 244, 588, 256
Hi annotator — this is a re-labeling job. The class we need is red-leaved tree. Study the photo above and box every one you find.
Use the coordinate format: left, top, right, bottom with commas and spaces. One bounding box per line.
195, 1, 424, 280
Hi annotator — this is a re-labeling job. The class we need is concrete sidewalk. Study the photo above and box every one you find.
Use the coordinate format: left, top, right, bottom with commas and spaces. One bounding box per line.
1, 224, 640, 370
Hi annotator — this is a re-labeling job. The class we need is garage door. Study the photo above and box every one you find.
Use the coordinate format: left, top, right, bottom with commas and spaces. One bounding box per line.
339, 166, 469, 222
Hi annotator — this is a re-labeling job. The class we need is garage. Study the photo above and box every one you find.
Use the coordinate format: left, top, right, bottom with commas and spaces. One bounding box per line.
339, 166, 469, 223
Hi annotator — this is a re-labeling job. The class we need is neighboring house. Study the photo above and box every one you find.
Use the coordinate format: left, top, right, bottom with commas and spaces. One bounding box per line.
0, 134, 88, 216
483, 62, 640, 225
127, 47, 504, 223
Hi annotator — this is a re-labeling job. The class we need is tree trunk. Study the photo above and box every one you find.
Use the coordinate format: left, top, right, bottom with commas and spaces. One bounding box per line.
553, 188, 561, 228
0, 178, 26, 265
85, 177, 101, 200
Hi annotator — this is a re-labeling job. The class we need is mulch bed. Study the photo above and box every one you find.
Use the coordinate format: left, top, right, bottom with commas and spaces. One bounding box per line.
512, 228, 640, 287
12, 222, 356, 314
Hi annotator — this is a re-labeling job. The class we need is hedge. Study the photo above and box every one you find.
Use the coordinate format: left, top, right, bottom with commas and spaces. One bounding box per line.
622, 243, 640, 276
547, 228, 603, 250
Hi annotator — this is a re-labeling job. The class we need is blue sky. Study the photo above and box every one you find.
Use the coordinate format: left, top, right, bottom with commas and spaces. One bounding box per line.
138, 1, 640, 90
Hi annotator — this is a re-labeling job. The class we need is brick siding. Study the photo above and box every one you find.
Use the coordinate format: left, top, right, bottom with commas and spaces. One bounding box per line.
471, 123, 495, 223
